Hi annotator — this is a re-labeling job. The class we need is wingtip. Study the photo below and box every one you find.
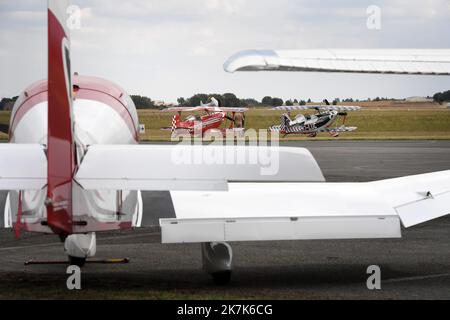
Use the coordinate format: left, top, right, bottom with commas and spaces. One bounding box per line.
223, 49, 271, 73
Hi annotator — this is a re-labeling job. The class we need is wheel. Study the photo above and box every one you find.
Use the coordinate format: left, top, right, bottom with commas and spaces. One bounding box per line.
211, 271, 231, 285
68, 256, 86, 267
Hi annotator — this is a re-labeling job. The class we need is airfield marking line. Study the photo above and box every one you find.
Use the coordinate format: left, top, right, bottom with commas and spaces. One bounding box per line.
384, 273, 450, 284
96, 233, 161, 242
0, 232, 161, 251
0, 242, 60, 251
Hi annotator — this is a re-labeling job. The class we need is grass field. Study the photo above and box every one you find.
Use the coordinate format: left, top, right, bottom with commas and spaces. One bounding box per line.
0, 282, 254, 300
1, 102, 450, 141
137, 104, 450, 140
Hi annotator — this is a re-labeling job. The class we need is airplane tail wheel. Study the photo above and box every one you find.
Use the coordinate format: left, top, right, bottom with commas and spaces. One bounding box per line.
68, 256, 86, 267
211, 271, 231, 285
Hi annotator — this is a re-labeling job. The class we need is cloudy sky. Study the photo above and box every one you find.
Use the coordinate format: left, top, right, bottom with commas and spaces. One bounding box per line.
1, 0, 449, 102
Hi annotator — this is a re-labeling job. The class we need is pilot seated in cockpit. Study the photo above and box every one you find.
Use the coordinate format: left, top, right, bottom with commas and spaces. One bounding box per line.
289, 113, 306, 126
185, 114, 202, 122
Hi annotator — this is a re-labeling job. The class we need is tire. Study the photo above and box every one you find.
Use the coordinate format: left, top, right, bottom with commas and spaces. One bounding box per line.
211, 271, 231, 285
68, 256, 86, 267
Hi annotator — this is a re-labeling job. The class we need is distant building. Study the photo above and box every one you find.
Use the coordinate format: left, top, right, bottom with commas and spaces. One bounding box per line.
154, 100, 176, 107
405, 96, 433, 102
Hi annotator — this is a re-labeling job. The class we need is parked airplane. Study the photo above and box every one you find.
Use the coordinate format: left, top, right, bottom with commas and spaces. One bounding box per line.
269, 102, 360, 137
1, 1, 449, 285
161, 98, 248, 137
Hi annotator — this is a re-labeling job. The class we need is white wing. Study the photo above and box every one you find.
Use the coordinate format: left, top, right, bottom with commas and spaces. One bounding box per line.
218, 107, 249, 113
224, 49, 450, 75
0, 144, 47, 190
272, 105, 361, 111
74, 144, 325, 191
320, 125, 358, 133
371, 171, 450, 227
271, 106, 310, 111
162, 170, 450, 243
316, 105, 361, 111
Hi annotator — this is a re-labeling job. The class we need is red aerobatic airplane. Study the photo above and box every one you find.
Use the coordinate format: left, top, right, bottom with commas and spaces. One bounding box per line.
161, 98, 248, 137
1, 0, 449, 285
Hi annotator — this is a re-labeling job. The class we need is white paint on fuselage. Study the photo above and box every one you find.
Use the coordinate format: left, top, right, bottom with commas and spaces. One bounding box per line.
11, 101, 47, 144
73, 99, 136, 145
8, 98, 140, 233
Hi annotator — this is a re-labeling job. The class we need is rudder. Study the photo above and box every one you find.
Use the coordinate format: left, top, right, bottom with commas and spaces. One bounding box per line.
46, 0, 75, 236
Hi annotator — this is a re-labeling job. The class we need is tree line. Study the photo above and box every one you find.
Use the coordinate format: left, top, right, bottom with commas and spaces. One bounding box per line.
177, 93, 260, 108
433, 90, 450, 104
0, 96, 18, 110
130, 95, 155, 109
178, 94, 313, 108
1, 90, 449, 111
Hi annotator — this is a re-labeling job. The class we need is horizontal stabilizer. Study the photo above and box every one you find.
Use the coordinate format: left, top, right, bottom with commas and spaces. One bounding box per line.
75, 144, 324, 191
0, 144, 47, 190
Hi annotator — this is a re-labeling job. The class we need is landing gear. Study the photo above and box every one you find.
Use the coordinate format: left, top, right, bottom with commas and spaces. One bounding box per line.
25, 232, 129, 266
68, 255, 86, 267
64, 233, 96, 266
202, 242, 233, 285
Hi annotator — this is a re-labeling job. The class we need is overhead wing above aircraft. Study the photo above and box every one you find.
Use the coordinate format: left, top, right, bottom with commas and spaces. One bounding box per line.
162, 170, 450, 243
272, 105, 361, 111
160, 106, 210, 113
216, 107, 249, 113
161, 106, 249, 113
162, 97, 221, 113
224, 49, 450, 75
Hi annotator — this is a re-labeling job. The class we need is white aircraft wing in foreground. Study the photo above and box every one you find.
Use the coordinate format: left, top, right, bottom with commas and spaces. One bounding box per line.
68, 144, 450, 243
224, 49, 450, 75
163, 170, 450, 243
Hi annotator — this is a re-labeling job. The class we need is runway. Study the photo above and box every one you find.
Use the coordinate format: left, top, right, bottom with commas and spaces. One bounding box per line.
1, 140, 450, 299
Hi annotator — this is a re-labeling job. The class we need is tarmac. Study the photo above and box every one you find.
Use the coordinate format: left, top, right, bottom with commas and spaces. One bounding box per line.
0, 140, 449, 299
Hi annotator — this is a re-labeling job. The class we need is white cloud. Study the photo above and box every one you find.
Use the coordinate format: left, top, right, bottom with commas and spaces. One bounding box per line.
205, 0, 245, 14
0, 0, 449, 102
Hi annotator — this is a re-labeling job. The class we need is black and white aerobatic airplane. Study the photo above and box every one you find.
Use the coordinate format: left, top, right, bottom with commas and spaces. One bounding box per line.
269, 102, 360, 137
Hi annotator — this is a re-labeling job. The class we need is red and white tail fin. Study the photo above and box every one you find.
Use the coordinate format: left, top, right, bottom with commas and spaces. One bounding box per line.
171, 114, 181, 133
46, 0, 75, 236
